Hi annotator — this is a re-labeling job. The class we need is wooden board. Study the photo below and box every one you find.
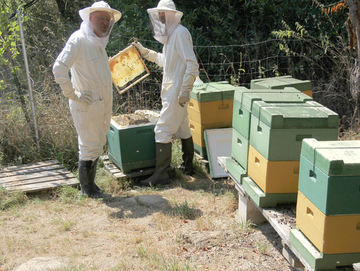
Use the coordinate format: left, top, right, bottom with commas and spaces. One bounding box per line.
0, 160, 79, 193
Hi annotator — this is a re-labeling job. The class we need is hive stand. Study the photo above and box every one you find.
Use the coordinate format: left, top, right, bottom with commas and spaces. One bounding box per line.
217, 156, 360, 271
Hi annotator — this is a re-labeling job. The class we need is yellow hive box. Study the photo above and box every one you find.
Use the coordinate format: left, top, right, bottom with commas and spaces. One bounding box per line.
189, 119, 232, 147
296, 191, 360, 254
188, 98, 233, 125
247, 145, 300, 193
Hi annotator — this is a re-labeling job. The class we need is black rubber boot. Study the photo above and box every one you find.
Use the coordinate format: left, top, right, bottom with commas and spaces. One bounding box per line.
140, 142, 172, 186
78, 160, 111, 198
181, 136, 195, 176
89, 158, 103, 192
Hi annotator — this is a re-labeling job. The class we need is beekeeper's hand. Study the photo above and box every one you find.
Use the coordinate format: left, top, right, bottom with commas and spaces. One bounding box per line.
178, 91, 190, 107
132, 41, 158, 63
69, 90, 93, 105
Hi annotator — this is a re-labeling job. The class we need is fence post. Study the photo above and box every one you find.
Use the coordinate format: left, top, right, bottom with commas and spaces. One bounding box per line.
17, 9, 39, 148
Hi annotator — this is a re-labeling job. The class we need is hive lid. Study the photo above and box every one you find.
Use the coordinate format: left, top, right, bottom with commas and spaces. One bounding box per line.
204, 128, 232, 178
234, 87, 312, 111
301, 138, 360, 176
251, 101, 339, 129
250, 75, 312, 92
190, 81, 235, 102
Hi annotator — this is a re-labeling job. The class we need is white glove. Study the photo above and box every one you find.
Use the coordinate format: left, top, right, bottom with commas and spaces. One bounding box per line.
132, 41, 158, 63
132, 41, 149, 56
69, 90, 93, 105
178, 91, 190, 107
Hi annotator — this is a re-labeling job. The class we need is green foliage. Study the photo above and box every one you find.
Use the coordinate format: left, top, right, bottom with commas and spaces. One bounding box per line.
0, 0, 354, 168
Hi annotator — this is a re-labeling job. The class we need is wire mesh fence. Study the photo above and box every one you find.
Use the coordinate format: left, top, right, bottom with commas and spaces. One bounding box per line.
0, 9, 356, 164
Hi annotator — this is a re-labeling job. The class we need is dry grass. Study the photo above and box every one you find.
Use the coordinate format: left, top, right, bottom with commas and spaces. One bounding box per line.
0, 164, 295, 271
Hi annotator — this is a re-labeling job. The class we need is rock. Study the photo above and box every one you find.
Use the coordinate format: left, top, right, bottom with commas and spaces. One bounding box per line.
125, 195, 170, 209
14, 257, 68, 271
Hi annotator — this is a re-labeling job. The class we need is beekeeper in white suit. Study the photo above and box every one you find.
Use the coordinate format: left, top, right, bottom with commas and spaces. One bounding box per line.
52, 1, 121, 198
133, 0, 199, 186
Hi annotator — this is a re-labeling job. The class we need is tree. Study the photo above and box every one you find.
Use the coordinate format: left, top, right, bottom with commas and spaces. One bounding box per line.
345, 0, 360, 113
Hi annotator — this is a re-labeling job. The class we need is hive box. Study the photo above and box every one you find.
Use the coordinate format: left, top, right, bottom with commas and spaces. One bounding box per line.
298, 138, 360, 215
225, 157, 247, 185
232, 87, 312, 139
296, 191, 360, 254
190, 81, 235, 102
250, 75, 313, 97
290, 228, 360, 271
107, 120, 156, 173
189, 119, 232, 148
242, 176, 297, 208
249, 101, 339, 161
188, 81, 235, 125
247, 145, 300, 194
231, 128, 249, 170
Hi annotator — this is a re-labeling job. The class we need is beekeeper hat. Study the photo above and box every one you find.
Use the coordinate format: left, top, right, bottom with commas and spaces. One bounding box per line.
147, 0, 183, 17
79, 1, 122, 23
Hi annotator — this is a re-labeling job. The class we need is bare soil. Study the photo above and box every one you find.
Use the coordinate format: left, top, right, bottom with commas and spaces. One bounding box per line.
0, 172, 302, 271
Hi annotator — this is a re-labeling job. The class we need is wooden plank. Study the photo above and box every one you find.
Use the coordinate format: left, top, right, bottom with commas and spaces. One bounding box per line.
0, 163, 65, 178
0, 160, 79, 193
0, 160, 60, 174
0, 168, 70, 184
1, 173, 76, 187
7, 178, 79, 193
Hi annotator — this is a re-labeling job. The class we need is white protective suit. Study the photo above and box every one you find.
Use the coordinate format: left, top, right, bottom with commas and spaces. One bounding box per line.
52, 2, 121, 161
147, 0, 199, 143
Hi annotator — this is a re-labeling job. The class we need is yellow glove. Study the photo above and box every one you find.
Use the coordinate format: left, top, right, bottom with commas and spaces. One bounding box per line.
178, 91, 190, 107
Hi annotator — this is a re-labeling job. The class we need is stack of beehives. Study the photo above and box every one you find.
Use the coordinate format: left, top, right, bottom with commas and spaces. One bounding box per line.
226, 76, 339, 207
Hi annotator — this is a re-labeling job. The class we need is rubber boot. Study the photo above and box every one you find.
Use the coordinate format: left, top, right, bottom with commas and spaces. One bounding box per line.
140, 142, 172, 186
78, 160, 111, 198
181, 136, 194, 176
89, 158, 103, 192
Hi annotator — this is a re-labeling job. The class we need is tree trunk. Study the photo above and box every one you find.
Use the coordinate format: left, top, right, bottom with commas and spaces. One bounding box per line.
345, 0, 360, 119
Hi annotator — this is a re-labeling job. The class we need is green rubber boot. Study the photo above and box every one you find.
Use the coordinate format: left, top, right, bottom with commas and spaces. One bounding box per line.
140, 142, 172, 186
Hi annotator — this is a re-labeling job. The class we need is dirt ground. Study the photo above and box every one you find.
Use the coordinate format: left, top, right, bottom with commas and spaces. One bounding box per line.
0, 172, 303, 271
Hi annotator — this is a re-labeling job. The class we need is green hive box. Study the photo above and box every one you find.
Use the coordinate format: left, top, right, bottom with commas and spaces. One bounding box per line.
231, 128, 249, 170
242, 176, 297, 208
225, 157, 247, 185
107, 120, 156, 173
290, 228, 360, 271
250, 75, 312, 93
249, 101, 339, 161
190, 81, 235, 102
298, 138, 360, 215
232, 87, 312, 139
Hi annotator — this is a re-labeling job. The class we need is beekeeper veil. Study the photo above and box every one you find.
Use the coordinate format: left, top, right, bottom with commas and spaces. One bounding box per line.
147, 0, 183, 44
79, 1, 121, 49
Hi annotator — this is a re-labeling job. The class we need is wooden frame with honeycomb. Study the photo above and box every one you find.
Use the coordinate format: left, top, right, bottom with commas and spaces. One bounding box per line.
109, 45, 150, 94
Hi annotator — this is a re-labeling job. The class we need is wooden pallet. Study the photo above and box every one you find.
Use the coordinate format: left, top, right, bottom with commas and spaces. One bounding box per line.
0, 160, 79, 193
102, 156, 155, 179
